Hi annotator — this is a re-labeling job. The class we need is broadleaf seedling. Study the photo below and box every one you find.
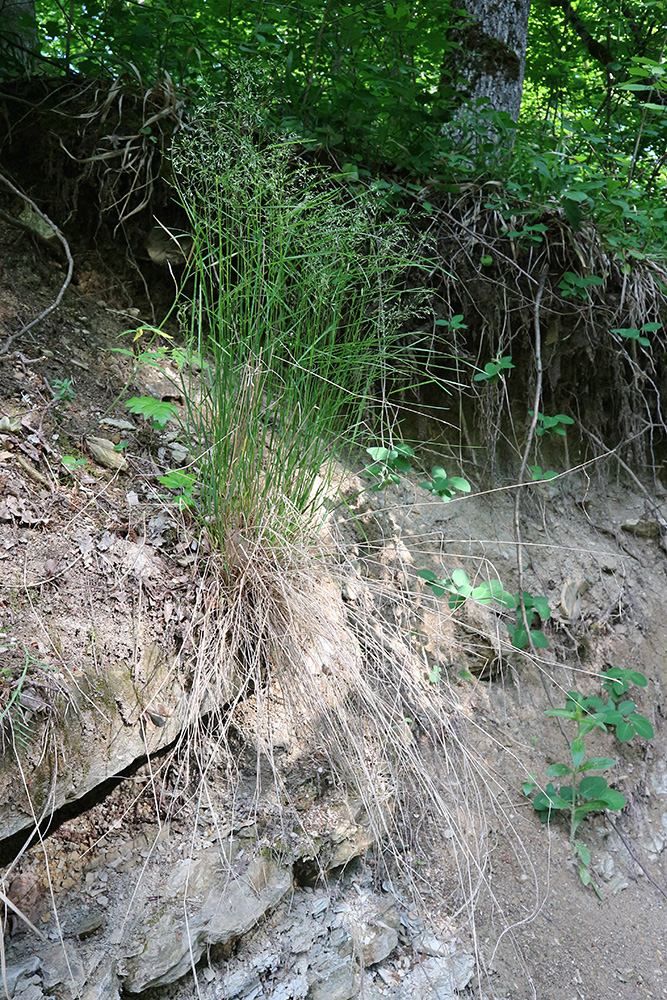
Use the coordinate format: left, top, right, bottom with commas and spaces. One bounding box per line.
473, 355, 515, 384
611, 321, 661, 348
528, 411, 574, 437
126, 396, 178, 430
364, 443, 415, 490
158, 469, 197, 509
417, 570, 550, 649
530, 668, 653, 893
419, 466, 471, 502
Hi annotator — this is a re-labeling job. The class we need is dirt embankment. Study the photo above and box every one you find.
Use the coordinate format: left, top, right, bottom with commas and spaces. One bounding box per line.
1, 204, 667, 1000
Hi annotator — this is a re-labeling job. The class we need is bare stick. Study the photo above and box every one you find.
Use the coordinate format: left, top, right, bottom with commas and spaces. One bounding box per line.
514, 268, 548, 608
0, 171, 74, 355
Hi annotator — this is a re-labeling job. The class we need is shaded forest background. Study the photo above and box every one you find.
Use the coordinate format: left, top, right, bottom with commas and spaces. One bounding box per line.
1, 0, 666, 471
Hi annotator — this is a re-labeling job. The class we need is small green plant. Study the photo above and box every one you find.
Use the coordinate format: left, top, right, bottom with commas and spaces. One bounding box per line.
364, 444, 416, 490
558, 272, 604, 299
596, 668, 654, 741
417, 568, 550, 649
529, 669, 653, 893
418, 568, 514, 609
435, 313, 467, 331
473, 355, 515, 383
529, 464, 557, 481
505, 223, 548, 245
529, 411, 574, 437
506, 592, 551, 649
419, 466, 471, 502
363, 446, 470, 503
61, 455, 87, 471
125, 396, 178, 430
158, 469, 197, 509
611, 321, 661, 348
522, 775, 537, 796
52, 377, 76, 403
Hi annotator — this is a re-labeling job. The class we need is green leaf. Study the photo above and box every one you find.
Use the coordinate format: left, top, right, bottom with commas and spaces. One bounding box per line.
571, 737, 586, 768
471, 582, 493, 603
573, 801, 609, 821
599, 708, 623, 725
579, 757, 616, 771
598, 788, 626, 810
417, 569, 439, 583
578, 776, 608, 799
366, 446, 390, 461
530, 629, 549, 648
615, 721, 635, 742
158, 470, 196, 491
61, 455, 87, 470
563, 190, 589, 203
532, 596, 551, 619
534, 786, 570, 811
630, 714, 654, 739
546, 763, 573, 776
509, 626, 527, 649
125, 397, 178, 429
391, 456, 410, 474
451, 569, 470, 588
558, 784, 574, 803
448, 477, 471, 492
575, 841, 591, 867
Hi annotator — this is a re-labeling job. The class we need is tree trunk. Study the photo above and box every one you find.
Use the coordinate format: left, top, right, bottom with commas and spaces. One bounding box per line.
0, 0, 39, 75
455, 0, 532, 122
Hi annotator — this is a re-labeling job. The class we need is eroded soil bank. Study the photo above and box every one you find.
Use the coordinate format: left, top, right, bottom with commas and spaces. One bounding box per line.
1, 218, 667, 1000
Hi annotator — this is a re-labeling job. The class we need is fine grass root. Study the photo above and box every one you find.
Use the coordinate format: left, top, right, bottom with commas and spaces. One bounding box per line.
162, 503, 542, 974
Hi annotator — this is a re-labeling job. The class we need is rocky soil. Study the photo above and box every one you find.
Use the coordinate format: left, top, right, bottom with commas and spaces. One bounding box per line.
1, 217, 667, 1000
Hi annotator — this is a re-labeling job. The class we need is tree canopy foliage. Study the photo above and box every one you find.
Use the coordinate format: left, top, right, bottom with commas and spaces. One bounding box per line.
1, 0, 666, 254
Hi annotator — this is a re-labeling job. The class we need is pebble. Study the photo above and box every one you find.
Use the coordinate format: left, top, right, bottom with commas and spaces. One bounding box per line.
76, 913, 106, 939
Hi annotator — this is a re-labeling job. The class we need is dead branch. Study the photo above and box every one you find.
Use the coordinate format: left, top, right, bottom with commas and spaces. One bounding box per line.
0, 171, 74, 355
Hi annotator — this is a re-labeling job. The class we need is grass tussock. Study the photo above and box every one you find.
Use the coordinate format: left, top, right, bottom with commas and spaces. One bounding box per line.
170, 106, 413, 553
144, 104, 539, 952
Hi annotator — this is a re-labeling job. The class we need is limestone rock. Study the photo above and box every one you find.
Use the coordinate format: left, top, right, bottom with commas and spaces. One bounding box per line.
351, 900, 399, 966
120, 849, 292, 992
560, 577, 589, 620
308, 953, 358, 1000
86, 436, 127, 470
621, 517, 663, 539
4, 956, 42, 997
0, 637, 186, 843
399, 948, 475, 998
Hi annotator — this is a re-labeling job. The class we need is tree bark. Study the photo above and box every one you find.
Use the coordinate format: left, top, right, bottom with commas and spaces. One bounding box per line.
455, 0, 532, 122
0, 0, 39, 74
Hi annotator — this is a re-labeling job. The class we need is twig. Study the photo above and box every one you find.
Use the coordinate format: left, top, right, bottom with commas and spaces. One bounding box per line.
577, 420, 667, 520
15, 454, 55, 491
514, 267, 547, 616
0, 171, 74, 355
510, 268, 565, 723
